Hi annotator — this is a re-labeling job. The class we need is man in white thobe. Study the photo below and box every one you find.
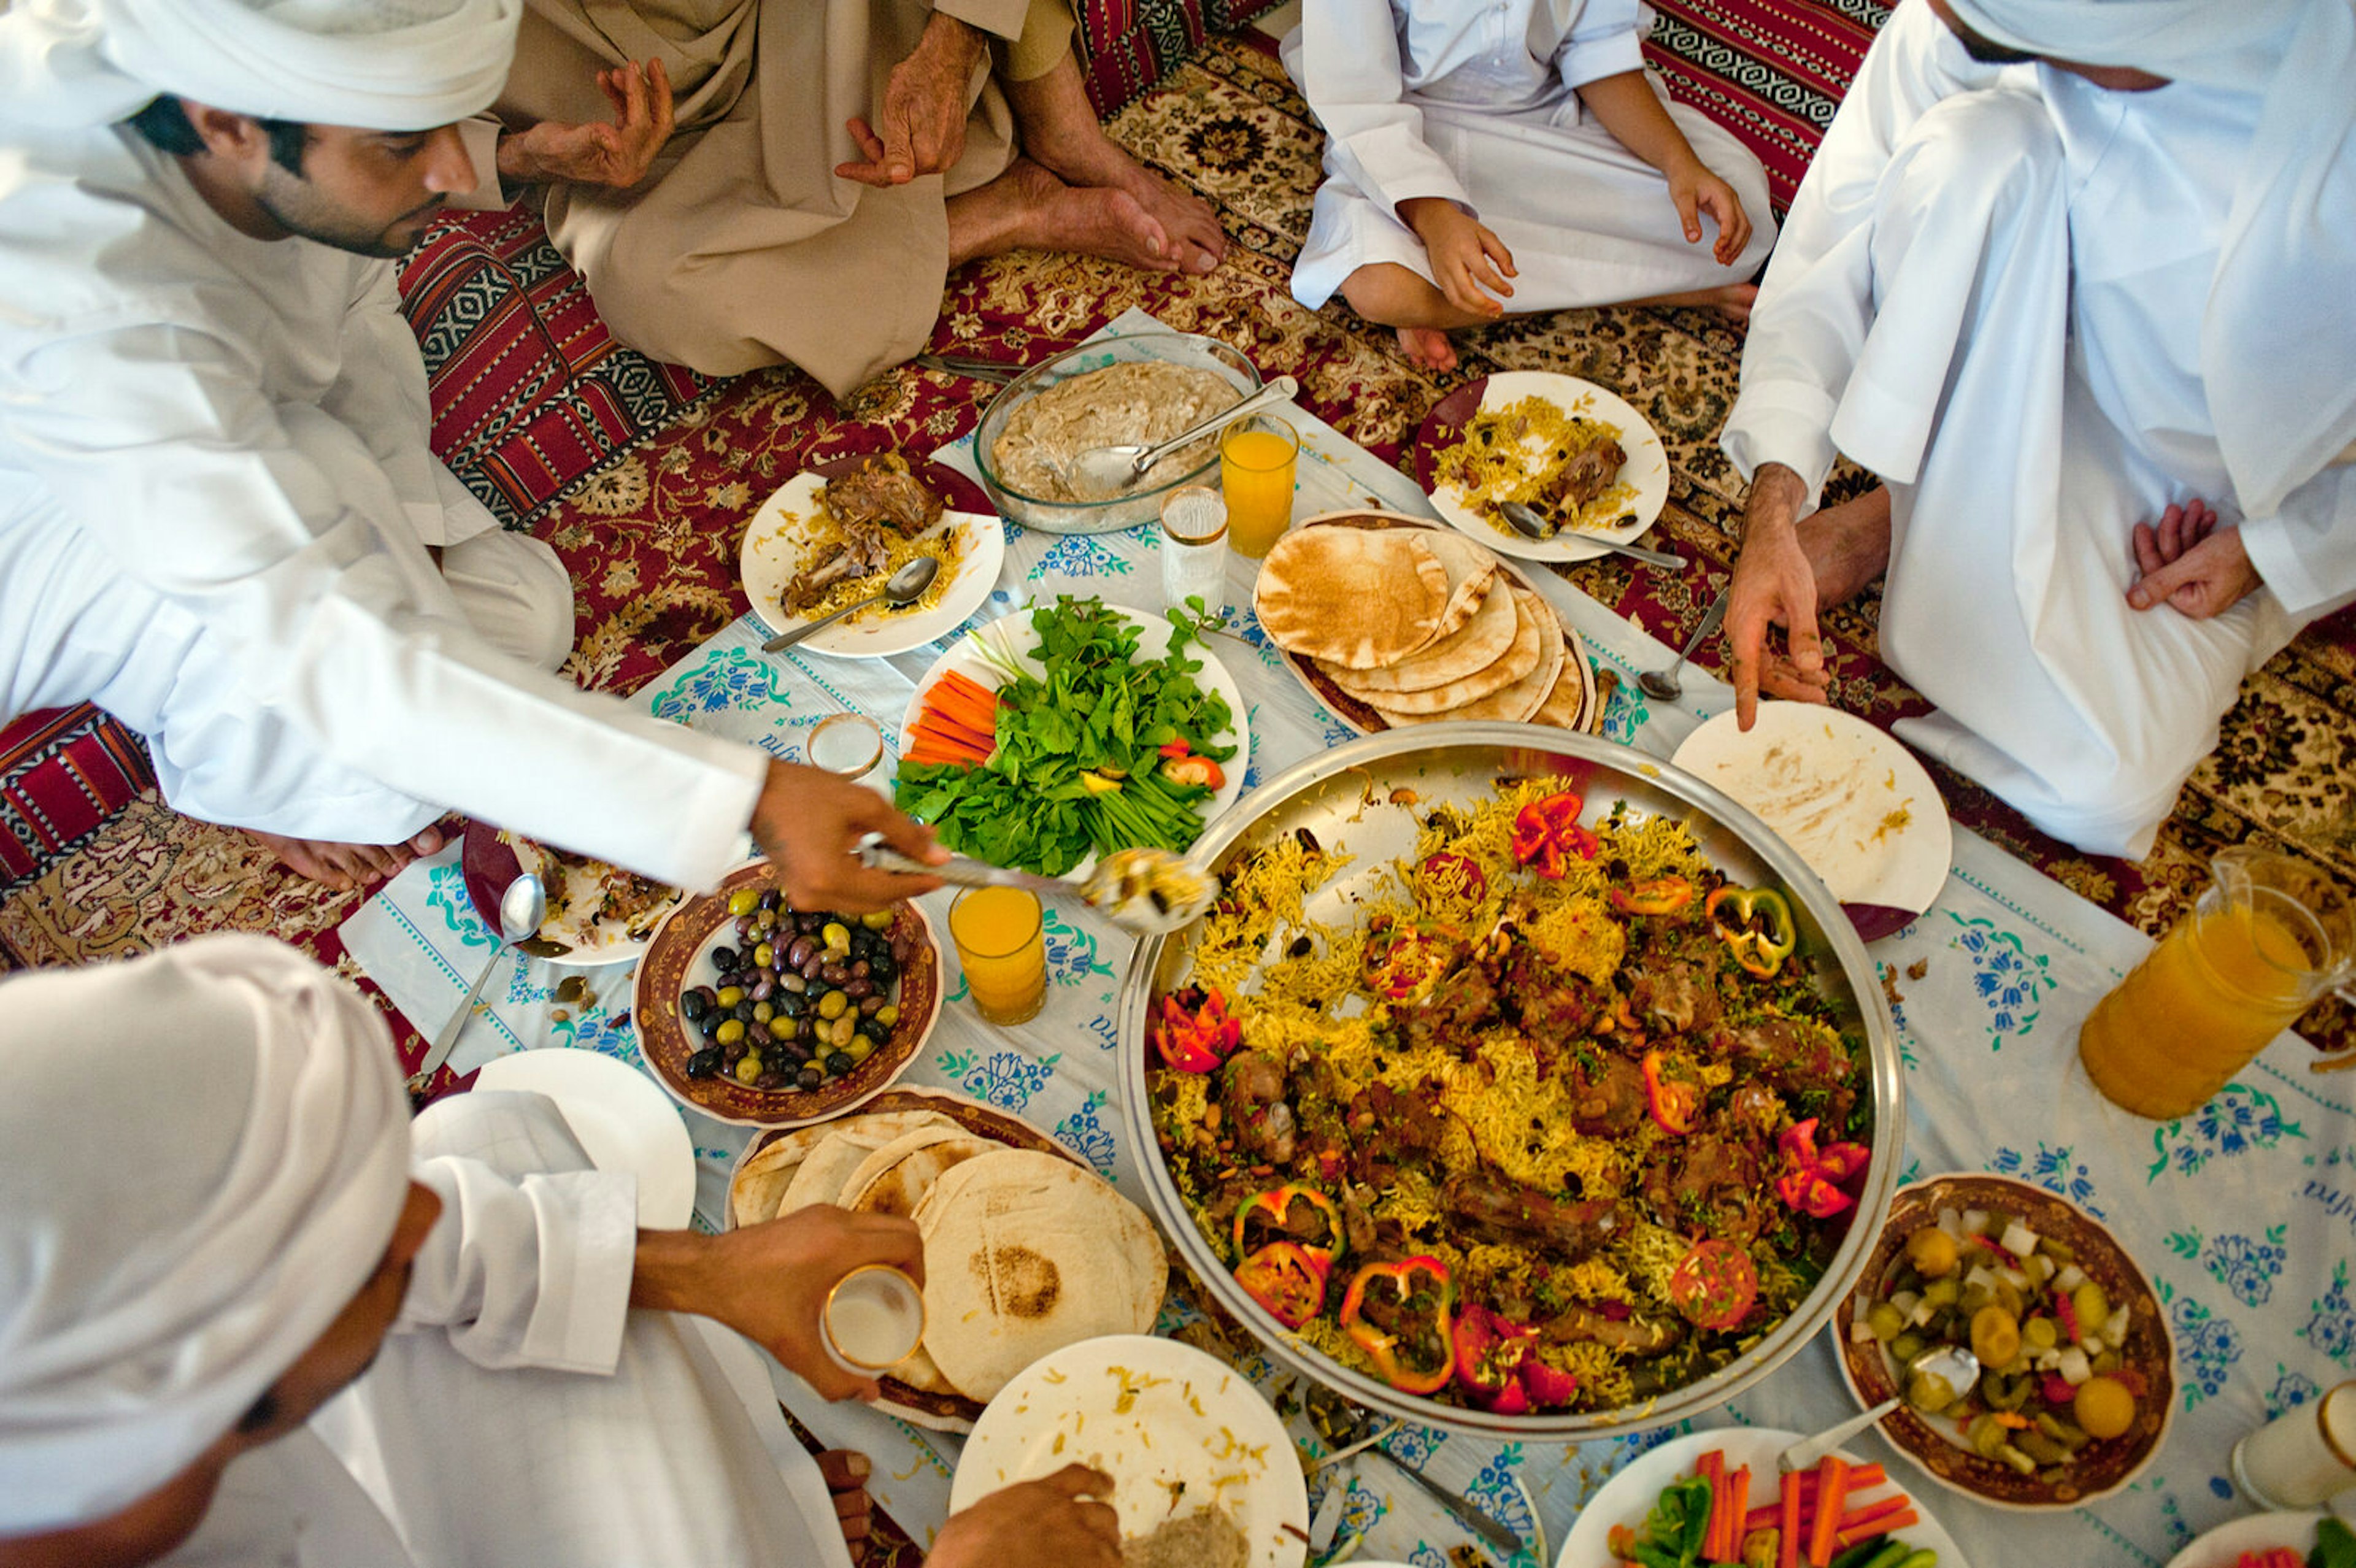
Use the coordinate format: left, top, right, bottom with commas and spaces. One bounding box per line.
0, 934, 1123, 1568
0, 0, 944, 902
1283, 0, 1777, 371
1720, 0, 2356, 857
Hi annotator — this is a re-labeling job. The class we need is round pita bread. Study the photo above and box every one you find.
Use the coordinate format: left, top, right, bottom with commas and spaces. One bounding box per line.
1534, 653, 1588, 731
844, 1132, 999, 1220
1254, 529, 1449, 669
1317, 572, 1520, 696
1403, 531, 1499, 649
913, 1150, 1165, 1402
1339, 581, 1543, 713
1373, 586, 1565, 726
730, 1109, 963, 1227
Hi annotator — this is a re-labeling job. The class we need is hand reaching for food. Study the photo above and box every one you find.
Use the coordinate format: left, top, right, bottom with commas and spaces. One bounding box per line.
928, 1466, 1122, 1568
752, 762, 945, 913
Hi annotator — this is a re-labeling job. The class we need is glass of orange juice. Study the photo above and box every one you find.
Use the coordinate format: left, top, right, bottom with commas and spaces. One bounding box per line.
1220, 416, 1300, 559
2079, 848, 2354, 1120
948, 886, 1047, 1026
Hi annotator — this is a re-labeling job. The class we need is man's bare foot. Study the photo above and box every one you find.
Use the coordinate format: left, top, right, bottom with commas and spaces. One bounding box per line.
1625, 281, 1758, 322
248, 824, 445, 892
1003, 56, 1228, 274
1395, 324, 1458, 372
817, 1450, 874, 1563
947, 156, 1176, 269
1796, 485, 1895, 610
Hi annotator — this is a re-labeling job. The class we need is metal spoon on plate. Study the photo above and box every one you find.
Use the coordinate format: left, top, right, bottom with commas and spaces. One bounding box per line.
1777, 1343, 1982, 1474
1636, 590, 1731, 702
412, 871, 545, 1089
1068, 375, 1300, 496
1499, 500, 1686, 569
763, 556, 939, 654
857, 839, 1217, 936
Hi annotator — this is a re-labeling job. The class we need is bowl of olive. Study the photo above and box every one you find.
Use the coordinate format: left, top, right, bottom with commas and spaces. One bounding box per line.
632, 858, 942, 1127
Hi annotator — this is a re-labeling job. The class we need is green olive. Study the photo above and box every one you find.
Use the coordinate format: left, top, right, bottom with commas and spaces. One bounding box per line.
727, 889, 760, 917
817, 990, 848, 1020
774, 1017, 799, 1040
752, 1001, 774, 1024
2024, 1316, 2059, 1351
1890, 1332, 1925, 1367
753, 943, 775, 969
874, 1004, 899, 1027
1867, 1302, 1907, 1342
715, 986, 744, 1010
822, 922, 851, 953
860, 909, 895, 930
715, 1018, 745, 1046
733, 1053, 763, 1085
844, 1034, 875, 1064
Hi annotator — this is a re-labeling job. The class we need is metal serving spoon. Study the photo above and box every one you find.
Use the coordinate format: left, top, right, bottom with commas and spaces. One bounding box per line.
412, 871, 545, 1089
763, 556, 938, 654
1499, 500, 1686, 569
1304, 1386, 1524, 1558
1636, 590, 1731, 702
857, 839, 1217, 936
1778, 1343, 1982, 1474
1068, 375, 1300, 496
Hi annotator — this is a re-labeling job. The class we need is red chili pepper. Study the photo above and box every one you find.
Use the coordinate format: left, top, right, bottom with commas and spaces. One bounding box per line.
1774, 1117, 1870, 1218
1339, 1257, 1455, 1394
1640, 1050, 1703, 1136
1234, 1242, 1331, 1329
2054, 1289, 2082, 1345
1610, 875, 1695, 915
1158, 739, 1193, 759
1150, 985, 1242, 1074
1231, 1184, 1346, 1266
1509, 791, 1597, 880
1450, 1302, 1579, 1413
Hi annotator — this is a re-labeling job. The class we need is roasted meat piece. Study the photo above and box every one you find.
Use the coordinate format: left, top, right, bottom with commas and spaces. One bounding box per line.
821, 453, 942, 536
1345, 1082, 1447, 1186
1219, 1050, 1296, 1166
1641, 1131, 1767, 1244
1719, 1018, 1857, 1129
781, 525, 894, 613
1542, 1302, 1687, 1358
1544, 437, 1626, 512
1626, 959, 1722, 1035
1441, 1171, 1626, 1260
1566, 1050, 1649, 1139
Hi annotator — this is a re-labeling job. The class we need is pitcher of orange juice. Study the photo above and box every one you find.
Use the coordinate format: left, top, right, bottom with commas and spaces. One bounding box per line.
2079, 848, 2354, 1120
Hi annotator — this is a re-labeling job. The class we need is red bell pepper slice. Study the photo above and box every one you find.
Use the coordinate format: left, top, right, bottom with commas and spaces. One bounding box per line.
1451, 1302, 1580, 1413
1668, 1238, 1760, 1331
1339, 1257, 1455, 1394
1509, 791, 1598, 880
1773, 1117, 1869, 1218
1234, 1242, 1330, 1329
1231, 1184, 1346, 1266
1641, 1050, 1703, 1136
1610, 874, 1695, 915
1150, 985, 1242, 1073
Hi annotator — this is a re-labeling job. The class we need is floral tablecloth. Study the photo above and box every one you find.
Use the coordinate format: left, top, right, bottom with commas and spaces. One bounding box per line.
344, 313, 2352, 1568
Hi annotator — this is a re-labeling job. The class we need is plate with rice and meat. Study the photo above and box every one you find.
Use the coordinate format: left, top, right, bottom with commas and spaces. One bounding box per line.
1412, 372, 1670, 564
741, 453, 1004, 658
463, 821, 685, 967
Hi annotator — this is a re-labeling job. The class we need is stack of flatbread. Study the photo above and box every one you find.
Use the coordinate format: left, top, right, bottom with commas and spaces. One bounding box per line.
730, 1101, 1166, 1415
1253, 521, 1587, 729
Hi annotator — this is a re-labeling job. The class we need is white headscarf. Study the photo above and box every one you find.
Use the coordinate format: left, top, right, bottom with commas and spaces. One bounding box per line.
0, 934, 412, 1534
1946, 0, 2356, 520
0, 0, 523, 132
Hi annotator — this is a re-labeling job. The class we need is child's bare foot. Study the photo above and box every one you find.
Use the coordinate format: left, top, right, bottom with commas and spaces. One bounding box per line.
1627, 281, 1758, 322
248, 824, 445, 891
1394, 324, 1458, 372
818, 1450, 874, 1562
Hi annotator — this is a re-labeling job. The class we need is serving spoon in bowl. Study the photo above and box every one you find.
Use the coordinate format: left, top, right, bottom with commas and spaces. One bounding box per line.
1067, 374, 1300, 496
1777, 1343, 1982, 1474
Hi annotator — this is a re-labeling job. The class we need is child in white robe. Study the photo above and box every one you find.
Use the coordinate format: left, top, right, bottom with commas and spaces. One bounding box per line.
1283, 0, 1778, 369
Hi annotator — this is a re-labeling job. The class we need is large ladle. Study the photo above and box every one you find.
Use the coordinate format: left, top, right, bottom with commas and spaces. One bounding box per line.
857, 839, 1217, 936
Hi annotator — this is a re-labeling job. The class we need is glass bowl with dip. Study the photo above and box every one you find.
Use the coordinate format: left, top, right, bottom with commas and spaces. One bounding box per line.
972, 333, 1262, 535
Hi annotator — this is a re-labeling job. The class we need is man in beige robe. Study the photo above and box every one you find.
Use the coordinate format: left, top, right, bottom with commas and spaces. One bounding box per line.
464, 0, 1230, 398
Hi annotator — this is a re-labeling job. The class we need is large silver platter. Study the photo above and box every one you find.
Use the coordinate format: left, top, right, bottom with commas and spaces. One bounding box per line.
1115, 723, 1903, 1439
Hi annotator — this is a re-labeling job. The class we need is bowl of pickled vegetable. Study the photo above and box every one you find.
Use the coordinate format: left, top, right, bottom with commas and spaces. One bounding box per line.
1834, 1172, 2174, 1509
632, 859, 942, 1128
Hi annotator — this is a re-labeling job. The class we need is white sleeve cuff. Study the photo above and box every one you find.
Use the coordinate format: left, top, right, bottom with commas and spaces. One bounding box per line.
447, 117, 512, 212
1721, 384, 1842, 507
1557, 32, 1647, 91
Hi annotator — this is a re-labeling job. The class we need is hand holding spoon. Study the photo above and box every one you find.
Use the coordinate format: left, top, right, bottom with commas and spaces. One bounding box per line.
764, 556, 938, 654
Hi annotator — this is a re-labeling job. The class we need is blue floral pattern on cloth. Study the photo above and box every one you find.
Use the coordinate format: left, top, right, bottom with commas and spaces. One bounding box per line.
1946, 912, 2057, 1044
2167, 1289, 2244, 1405
933, 1046, 1058, 1112
648, 645, 784, 722
1052, 1089, 1119, 1175
2148, 1085, 2306, 1182
552, 1005, 644, 1067
1231, 603, 1287, 671
1598, 671, 1648, 745
1027, 534, 1136, 580
1042, 909, 1115, 987
423, 861, 492, 950
1466, 1444, 1536, 1542
1987, 1143, 2104, 1217
1386, 1423, 1448, 1468
2300, 1260, 2356, 1366
2203, 1228, 2289, 1307
2266, 1366, 2323, 1418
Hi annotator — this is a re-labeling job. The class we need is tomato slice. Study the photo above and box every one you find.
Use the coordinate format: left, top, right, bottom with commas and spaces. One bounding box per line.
1669, 1239, 1760, 1331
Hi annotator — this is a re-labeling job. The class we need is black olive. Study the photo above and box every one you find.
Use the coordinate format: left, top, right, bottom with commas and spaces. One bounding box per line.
858, 1018, 891, 1045
778, 991, 809, 1018
758, 888, 781, 912
750, 975, 776, 1002
699, 1014, 723, 1040
868, 956, 897, 986
685, 1048, 722, 1078
825, 1051, 855, 1077
1287, 936, 1313, 959
733, 999, 757, 1023
797, 912, 825, 934
722, 1039, 748, 1066
796, 1063, 825, 1090
680, 991, 709, 1022
857, 992, 885, 1015
842, 978, 876, 1002
710, 946, 737, 972
755, 1069, 789, 1091
819, 960, 851, 986
780, 973, 808, 994
775, 1036, 812, 1064
849, 958, 871, 980
748, 1023, 772, 1049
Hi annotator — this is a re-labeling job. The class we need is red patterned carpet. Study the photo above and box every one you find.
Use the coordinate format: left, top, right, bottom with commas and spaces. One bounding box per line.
3, 33, 2349, 1071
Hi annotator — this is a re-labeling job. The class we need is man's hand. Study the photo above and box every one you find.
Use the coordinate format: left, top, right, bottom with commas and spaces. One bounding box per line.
636, 1205, 926, 1401
1399, 198, 1515, 318
2127, 499, 2260, 620
836, 12, 984, 186
497, 58, 675, 189
929, 1466, 1122, 1568
1727, 464, 1831, 729
749, 761, 945, 913
1668, 158, 1752, 266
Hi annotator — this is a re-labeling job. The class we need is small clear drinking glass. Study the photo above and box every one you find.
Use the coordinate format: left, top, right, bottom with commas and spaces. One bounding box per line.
1160, 485, 1229, 615
806, 712, 884, 780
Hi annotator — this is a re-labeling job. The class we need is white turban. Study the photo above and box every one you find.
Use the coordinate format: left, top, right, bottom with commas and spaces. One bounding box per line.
0, 934, 411, 1534
1946, 0, 2356, 521
0, 0, 523, 132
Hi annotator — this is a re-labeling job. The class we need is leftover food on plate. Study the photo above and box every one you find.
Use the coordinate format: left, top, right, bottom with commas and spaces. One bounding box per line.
991, 361, 1242, 502
1147, 778, 1873, 1415
779, 453, 965, 620
1433, 394, 1631, 537
1123, 1505, 1250, 1568
496, 831, 683, 956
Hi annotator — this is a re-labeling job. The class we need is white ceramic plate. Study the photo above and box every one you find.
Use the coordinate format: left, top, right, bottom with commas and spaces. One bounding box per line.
1556, 1428, 1971, 1568
1419, 372, 1670, 564
951, 1334, 1307, 1568
1671, 702, 1953, 916
473, 1048, 697, 1229
740, 466, 1004, 658
2163, 1510, 2328, 1568
896, 603, 1249, 867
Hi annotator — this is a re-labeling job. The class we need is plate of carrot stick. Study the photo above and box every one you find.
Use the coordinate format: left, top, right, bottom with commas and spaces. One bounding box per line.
1557, 1427, 1969, 1568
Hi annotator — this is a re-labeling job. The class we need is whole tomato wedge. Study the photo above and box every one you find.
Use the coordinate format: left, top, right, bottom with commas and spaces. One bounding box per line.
1668, 1239, 1760, 1331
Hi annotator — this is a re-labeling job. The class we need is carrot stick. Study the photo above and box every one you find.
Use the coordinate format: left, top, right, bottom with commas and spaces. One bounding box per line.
1833, 1509, 1916, 1549
1697, 1451, 1725, 1559
1743, 1502, 1782, 1534
937, 669, 999, 704
1776, 1477, 1801, 1568
1806, 1458, 1849, 1568
1834, 1495, 1910, 1531
1723, 1467, 1751, 1563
